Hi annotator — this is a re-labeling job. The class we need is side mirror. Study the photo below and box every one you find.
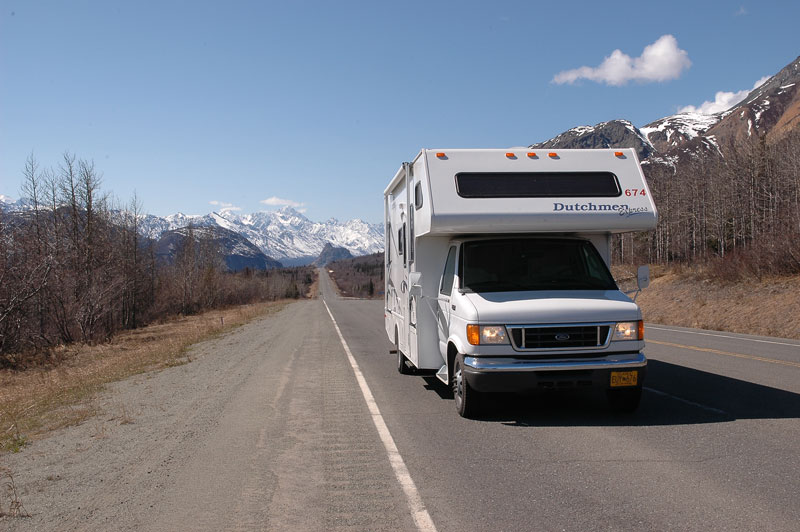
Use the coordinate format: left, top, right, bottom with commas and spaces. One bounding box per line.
637, 265, 650, 290
409, 272, 423, 297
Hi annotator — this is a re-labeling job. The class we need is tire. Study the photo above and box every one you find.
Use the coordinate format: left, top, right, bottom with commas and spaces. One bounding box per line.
395, 329, 412, 375
452, 353, 482, 418
607, 386, 642, 413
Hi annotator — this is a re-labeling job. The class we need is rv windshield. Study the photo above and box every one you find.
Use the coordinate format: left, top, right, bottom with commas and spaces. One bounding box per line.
461, 238, 617, 292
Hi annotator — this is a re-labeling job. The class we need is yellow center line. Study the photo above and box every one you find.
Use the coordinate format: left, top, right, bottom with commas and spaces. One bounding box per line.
648, 339, 800, 369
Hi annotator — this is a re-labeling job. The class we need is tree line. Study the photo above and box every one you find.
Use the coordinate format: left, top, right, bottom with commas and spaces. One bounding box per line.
614, 129, 800, 279
0, 153, 314, 368
327, 253, 383, 298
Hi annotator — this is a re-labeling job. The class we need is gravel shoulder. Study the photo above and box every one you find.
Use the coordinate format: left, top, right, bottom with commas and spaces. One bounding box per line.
1, 298, 415, 531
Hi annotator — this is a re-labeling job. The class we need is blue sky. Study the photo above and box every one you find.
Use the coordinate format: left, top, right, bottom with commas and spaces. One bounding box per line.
1, 1, 798, 223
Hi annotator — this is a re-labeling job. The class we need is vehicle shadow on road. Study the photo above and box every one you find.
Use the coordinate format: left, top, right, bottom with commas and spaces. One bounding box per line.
423, 360, 800, 427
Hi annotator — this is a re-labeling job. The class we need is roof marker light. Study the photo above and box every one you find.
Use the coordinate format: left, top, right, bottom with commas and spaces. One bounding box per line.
615, 151, 625, 157
436, 152, 446, 158
505, 152, 516, 158
548, 152, 558, 158
527, 152, 537, 158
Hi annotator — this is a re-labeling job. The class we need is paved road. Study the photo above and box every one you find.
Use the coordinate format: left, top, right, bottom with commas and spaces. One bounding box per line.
321, 269, 800, 531
5, 270, 798, 531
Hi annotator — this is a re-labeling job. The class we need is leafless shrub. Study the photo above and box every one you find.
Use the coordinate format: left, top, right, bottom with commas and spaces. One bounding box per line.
615, 129, 800, 277
0, 469, 30, 518
327, 253, 383, 298
1, 153, 315, 369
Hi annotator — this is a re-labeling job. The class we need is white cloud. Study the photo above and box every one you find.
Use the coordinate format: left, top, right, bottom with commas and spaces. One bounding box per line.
735, 6, 747, 16
260, 196, 305, 209
552, 35, 691, 86
208, 200, 241, 213
678, 76, 770, 115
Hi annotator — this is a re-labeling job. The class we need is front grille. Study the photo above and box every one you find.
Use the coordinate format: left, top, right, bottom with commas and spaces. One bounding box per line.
509, 325, 611, 350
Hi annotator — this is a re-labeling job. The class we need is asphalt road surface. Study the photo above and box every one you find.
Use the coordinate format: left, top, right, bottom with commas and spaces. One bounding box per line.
320, 269, 800, 532
4, 270, 799, 531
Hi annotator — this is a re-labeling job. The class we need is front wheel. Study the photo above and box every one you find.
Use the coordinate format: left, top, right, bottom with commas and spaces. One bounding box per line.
607, 386, 642, 413
452, 354, 482, 418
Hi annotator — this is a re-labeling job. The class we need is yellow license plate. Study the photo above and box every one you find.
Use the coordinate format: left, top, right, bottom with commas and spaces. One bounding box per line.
610, 371, 638, 387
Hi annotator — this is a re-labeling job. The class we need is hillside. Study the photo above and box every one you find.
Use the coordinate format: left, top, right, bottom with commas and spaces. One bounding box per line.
313, 243, 353, 267
326, 253, 383, 299
155, 226, 283, 272
534, 55, 800, 165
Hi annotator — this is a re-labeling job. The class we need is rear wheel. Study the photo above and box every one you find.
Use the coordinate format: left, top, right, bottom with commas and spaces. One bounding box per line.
453, 354, 482, 418
607, 386, 642, 413
395, 329, 413, 374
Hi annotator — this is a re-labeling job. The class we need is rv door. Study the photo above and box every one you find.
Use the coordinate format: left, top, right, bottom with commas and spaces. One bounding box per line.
437, 245, 458, 358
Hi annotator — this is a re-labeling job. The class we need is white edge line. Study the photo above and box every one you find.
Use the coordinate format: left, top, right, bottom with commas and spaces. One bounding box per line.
323, 299, 438, 532
647, 326, 800, 348
643, 386, 728, 416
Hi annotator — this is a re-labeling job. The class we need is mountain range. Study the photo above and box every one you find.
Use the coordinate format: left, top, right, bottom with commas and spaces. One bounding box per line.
531, 55, 800, 166
5, 55, 799, 270
0, 197, 383, 269
139, 207, 383, 267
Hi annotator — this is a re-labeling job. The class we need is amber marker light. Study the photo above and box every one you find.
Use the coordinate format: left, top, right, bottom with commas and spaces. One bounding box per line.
548, 152, 558, 158
467, 324, 480, 346
505, 152, 516, 158
615, 151, 625, 157
527, 152, 537, 158
436, 152, 446, 158
638, 320, 645, 340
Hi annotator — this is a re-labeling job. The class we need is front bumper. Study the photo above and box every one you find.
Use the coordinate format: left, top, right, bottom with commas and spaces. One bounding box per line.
463, 352, 647, 392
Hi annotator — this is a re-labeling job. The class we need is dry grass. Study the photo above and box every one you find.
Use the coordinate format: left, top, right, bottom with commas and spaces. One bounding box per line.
0, 468, 30, 518
615, 265, 800, 339
0, 300, 290, 454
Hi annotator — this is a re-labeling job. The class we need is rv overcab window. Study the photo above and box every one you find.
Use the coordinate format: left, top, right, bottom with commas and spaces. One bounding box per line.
455, 172, 622, 198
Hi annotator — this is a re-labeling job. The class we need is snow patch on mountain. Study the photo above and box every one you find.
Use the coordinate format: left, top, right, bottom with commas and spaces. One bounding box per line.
641, 112, 720, 147
137, 207, 383, 263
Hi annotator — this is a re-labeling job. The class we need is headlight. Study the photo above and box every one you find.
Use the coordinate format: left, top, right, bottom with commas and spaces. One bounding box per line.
467, 324, 509, 345
613, 320, 644, 341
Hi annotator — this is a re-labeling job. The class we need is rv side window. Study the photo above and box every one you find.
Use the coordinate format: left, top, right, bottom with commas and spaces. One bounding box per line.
397, 227, 404, 257
399, 224, 407, 266
414, 182, 423, 209
440, 246, 457, 295
386, 222, 391, 266
409, 207, 415, 264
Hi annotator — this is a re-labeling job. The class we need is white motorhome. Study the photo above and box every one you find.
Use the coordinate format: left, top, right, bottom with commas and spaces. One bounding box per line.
384, 148, 657, 418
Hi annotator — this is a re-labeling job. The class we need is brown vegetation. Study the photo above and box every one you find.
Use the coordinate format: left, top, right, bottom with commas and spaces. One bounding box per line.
0, 300, 290, 453
327, 252, 383, 298
0, 153, 315, 369
616, 265, 800, 339
615, 130, 800, 277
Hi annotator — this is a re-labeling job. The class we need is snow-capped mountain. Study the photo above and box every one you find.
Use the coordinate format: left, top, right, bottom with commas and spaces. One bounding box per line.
533, 55, 800, 166
639, 112, 721, 153
155, 225, 284, 271
139, 207, 383, 265
531, 119, 654, 160
2, 195, 383, 266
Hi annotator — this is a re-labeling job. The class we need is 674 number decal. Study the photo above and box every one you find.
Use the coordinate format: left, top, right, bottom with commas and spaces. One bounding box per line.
624, 189, 646, 196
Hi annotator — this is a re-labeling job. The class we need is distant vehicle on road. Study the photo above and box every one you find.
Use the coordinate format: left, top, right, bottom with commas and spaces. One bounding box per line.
384, 148, 657, 417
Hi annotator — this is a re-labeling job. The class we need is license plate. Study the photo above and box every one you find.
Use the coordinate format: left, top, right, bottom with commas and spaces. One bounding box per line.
610, 371, 638, 387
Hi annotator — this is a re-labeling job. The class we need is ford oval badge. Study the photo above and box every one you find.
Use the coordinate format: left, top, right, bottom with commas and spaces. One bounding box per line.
555, 333, 570, 341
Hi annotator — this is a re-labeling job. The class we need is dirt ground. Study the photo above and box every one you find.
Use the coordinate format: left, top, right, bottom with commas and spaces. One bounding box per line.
633, 269, 800, 340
